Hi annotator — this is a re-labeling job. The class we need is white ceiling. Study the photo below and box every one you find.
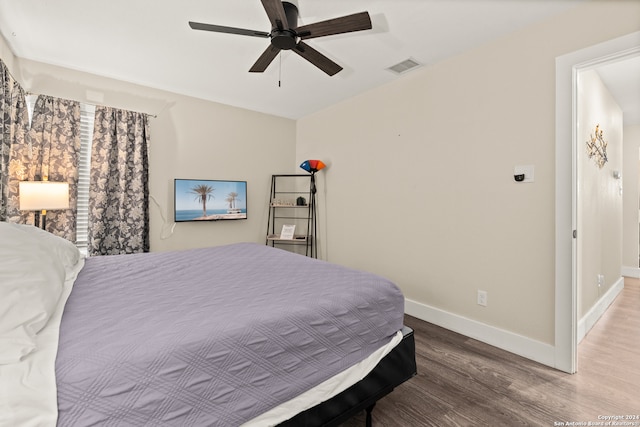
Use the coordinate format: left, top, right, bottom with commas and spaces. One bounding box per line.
596, 55, 640, 126
0, 0, 637, 122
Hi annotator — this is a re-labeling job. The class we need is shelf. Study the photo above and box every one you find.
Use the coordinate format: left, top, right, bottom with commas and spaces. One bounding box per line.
266, 174, 317, 258
267, 234, 310, 242
273, 191, 308, 194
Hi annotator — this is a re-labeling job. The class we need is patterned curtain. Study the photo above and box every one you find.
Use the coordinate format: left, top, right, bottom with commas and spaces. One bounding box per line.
6, 95, 80, 241
88, 106, 149, 256
0, 60, 28, 222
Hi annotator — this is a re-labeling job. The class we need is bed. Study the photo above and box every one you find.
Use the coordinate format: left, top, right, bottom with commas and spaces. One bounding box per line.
0, 222, 416, 426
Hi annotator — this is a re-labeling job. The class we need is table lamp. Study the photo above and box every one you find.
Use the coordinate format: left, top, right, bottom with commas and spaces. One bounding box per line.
19, 180, 70, 229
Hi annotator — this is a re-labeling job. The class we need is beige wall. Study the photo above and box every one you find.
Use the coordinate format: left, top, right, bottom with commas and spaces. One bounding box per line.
623, 124, 640, 270
146, 93, 296, 251
296, 1, 640, 346
3, 51, 296, 252
577, 70, 623, 318
0, 34, 15, 73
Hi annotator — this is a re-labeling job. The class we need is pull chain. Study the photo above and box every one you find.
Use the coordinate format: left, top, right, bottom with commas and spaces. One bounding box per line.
278, 52, 282, 87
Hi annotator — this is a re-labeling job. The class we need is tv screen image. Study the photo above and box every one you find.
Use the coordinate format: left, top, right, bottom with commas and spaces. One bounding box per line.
174, 179, 247, 222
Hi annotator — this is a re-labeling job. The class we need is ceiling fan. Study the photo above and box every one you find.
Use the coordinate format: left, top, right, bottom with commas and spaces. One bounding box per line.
188, 0, 372, 76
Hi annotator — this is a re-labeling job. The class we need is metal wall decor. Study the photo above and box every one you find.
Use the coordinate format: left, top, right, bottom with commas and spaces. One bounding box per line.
586, 124, 608, 169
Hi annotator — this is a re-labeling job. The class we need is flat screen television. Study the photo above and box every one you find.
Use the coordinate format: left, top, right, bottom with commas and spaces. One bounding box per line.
174, 179, 247, 222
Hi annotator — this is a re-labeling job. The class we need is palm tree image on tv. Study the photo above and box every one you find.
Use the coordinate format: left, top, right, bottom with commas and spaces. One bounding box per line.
174, 179, 247, 222
226, 191, 240, 213
190, 184, 215, 217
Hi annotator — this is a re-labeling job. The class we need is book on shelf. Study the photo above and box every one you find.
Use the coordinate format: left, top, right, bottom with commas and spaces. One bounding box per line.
280, 224, 296, 240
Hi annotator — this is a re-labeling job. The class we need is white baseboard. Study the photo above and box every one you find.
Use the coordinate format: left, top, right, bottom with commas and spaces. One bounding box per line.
577, 277, 624, 343
621, 265, 640, 278
405, 299, 555, 368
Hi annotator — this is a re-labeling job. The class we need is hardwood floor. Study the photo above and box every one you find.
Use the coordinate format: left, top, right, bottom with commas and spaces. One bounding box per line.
341, 278, 640, 426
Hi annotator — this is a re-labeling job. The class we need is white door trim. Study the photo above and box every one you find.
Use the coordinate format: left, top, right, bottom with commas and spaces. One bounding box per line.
555, 31, 640, 374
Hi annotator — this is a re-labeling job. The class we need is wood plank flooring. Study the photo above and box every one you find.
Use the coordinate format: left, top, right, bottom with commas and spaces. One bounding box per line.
341, 278, 640, 426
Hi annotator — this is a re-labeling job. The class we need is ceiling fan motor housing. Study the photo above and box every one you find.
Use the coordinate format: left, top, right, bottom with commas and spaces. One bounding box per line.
271, 1, 299, 50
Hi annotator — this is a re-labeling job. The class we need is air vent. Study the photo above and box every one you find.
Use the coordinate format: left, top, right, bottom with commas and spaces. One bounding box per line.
386, 58, 421, 75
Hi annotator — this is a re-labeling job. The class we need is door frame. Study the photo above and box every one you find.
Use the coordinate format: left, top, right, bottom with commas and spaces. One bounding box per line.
555, 31, 640, 374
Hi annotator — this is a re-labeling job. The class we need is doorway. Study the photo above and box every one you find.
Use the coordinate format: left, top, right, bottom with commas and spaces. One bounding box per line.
555, 31, 640, 374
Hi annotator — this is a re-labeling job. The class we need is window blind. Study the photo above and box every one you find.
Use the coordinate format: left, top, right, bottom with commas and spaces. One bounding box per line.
76, 103, 95, 252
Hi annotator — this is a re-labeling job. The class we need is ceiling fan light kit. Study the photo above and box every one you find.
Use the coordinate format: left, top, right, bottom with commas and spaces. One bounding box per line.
188, 0, 372, 76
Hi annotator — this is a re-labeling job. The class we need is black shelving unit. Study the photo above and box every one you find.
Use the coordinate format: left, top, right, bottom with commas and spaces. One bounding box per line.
266, 174, 317, 258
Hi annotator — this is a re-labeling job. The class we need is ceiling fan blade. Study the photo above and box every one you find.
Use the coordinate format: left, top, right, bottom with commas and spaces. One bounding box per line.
296, 12, 372, 40
261, 0, 289, 30
189, 21, 269, 38
249, 45, 282, 72
292, 41, 342, 76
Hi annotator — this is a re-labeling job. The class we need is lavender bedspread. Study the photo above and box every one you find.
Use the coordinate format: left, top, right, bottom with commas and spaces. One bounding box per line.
55, 243, 404, 426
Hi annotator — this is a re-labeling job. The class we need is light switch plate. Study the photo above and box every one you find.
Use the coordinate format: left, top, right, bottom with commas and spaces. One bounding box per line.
514, 165, 534, 183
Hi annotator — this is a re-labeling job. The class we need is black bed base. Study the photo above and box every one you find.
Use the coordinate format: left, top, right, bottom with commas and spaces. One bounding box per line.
278, 326, 417, 427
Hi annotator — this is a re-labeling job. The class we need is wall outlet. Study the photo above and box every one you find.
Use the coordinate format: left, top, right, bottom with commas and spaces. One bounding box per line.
477, 290, 488, 307
597, 274, 604, 288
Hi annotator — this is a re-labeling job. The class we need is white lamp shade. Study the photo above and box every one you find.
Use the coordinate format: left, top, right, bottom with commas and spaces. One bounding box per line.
19, 181, 70, 210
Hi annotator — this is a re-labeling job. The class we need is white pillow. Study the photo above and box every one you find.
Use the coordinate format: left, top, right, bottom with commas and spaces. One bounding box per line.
0, 222, 81, 364
13, 223, 81, 273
